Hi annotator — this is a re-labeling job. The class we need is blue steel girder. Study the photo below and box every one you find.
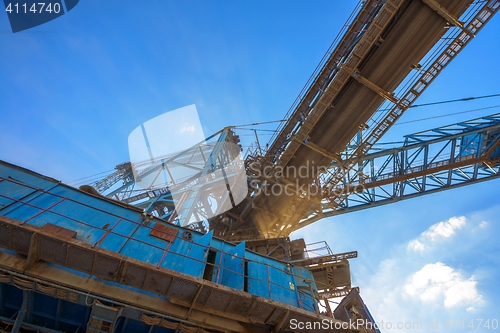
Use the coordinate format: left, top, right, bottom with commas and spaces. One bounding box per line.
297, 113, 500, 229
404, 113, 500, 145
99, 129, 228, 200
94, 128, 243, 231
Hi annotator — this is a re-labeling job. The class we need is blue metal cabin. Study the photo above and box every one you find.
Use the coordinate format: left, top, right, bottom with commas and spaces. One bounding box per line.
0, 160, 348, 333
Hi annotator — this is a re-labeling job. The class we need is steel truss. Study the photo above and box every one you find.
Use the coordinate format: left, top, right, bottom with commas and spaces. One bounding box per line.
91, 0, 500, 241
93, 128, 244, 232
298, 113, 500, 228
215, 0, 500, 239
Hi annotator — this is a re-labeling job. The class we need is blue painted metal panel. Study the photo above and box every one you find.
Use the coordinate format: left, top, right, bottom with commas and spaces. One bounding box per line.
220, 241, 245, 290
459, 133, 482, 157
161, 233, 191, 273
0, 182, 45, 216
119, 221, 166, 265
0, 180, 36, 208
98, 219, 139, 253
0, 283, 90, 332
293, 266, 318, 312
58, 300, 89, 326
159, 230, 213, 276
211, 243, 225, 284
180, 231, 213, 278
0, 283, 23, 318
490, 145, 500, 159
118, 317, 150, 333
0, 160, 320, 312
247, 260, 270, 299
33, 293, 58, 317
268, 264, 297, 306
121, 239, 165, 265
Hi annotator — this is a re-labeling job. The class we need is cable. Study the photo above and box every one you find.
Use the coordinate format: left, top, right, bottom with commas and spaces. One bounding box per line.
233, 128, 278, 132
67, 168, 116, 184
410, 93, 500, 108
232, 119, 286, 127
233, 94, 500, 134
395, 104, 500, 125
376, 93, 500, 112
70, 94, 500, 187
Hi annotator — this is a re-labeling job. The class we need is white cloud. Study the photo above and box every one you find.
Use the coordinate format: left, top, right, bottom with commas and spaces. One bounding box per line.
423, 216, 466, 241
479, 221, 488, 228
350, 209, 499, 332
404, 262, 482, 308
407, 216, 466, 252
407, 239, 425, 252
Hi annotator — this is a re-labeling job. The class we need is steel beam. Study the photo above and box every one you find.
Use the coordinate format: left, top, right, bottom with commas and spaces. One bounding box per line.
421, 0, 475, 37
295, 116, 500, 229
11, 290, 28, 333
351, 70, 399, 104
292, 137, 340, 162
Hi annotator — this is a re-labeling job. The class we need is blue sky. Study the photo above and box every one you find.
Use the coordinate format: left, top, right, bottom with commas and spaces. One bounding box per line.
1, 1, 500, 332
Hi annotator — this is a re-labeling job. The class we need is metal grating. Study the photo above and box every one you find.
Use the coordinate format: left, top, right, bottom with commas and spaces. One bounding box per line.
143, 269, 172, 295
67, 246, 94, 274
39, 235, 68, 265
265, 308, 286, 326
0, 223, 10, 248
224, 296, 253, 317
11, 227, 33, 255
94, 254, 121, 281
203, 289, 233, 312
166, 278, 199, 303
249, 301, 275, 322
120, 263, 147, 289
194, 287, 211, 306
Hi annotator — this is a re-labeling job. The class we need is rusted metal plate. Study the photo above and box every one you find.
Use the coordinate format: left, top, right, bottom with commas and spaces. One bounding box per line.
150, 222, 178, 242
42, 223, 77, 239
